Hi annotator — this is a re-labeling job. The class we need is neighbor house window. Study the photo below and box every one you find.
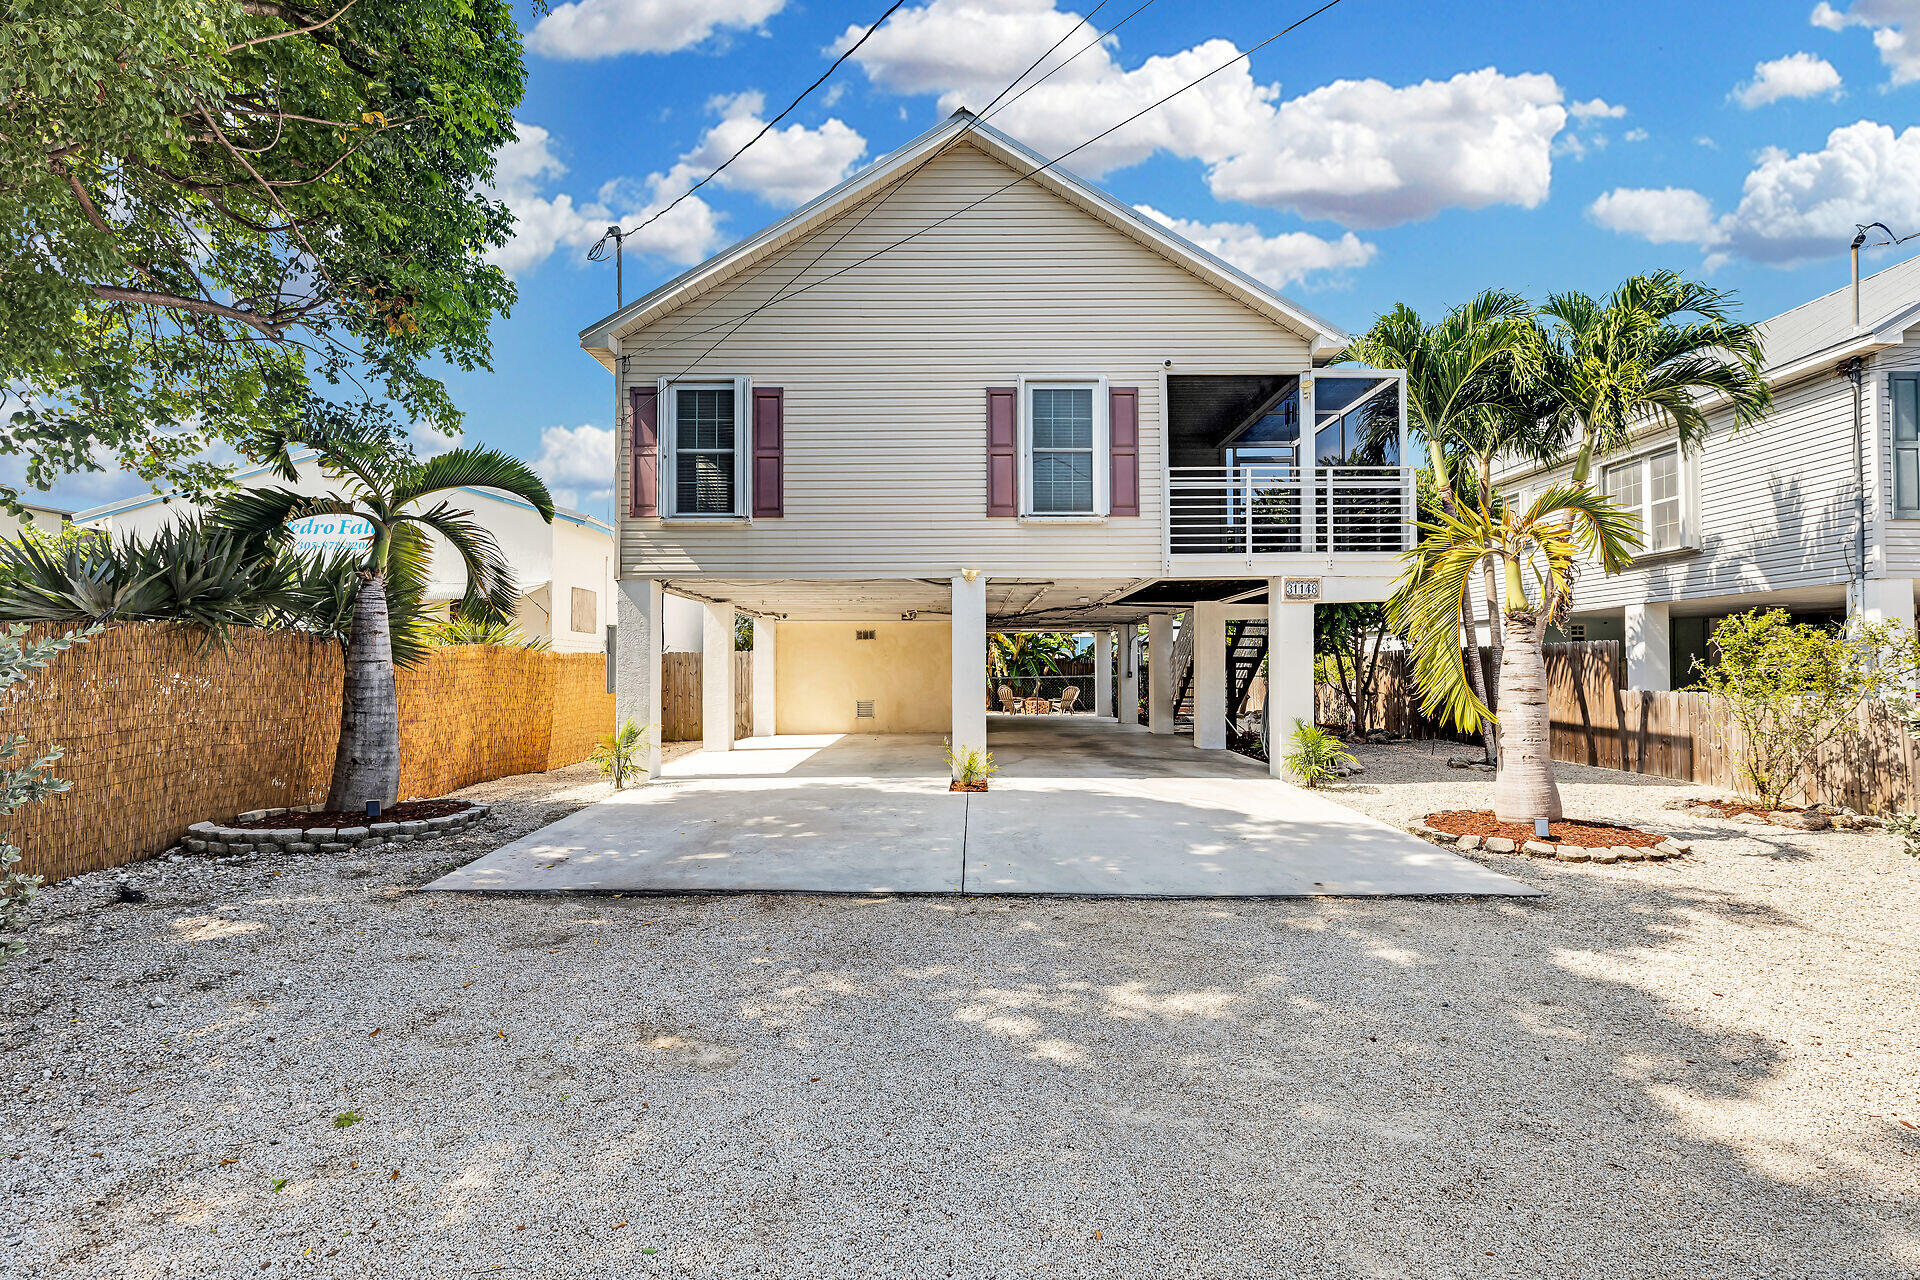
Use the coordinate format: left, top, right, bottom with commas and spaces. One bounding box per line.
1605, 445, 1684, 553
663, 379, 747, 516
1894, 373, 1920, 517
1023, 380, 1106, 515
570, 587, 596, 635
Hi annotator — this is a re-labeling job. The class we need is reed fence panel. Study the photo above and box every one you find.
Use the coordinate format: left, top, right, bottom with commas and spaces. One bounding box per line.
2, 624, 614, 882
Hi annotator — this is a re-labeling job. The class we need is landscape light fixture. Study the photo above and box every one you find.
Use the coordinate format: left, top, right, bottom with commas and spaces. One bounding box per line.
1534, 817, 1550, 840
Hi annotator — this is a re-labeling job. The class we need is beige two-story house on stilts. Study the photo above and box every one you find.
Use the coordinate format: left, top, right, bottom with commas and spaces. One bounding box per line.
580, 112, 1413, 780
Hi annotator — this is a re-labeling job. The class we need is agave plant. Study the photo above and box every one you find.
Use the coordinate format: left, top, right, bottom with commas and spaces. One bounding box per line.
215, 432, 552, 812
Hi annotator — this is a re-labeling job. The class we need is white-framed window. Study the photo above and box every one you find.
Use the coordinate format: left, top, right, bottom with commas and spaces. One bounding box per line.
661, 377, 749, 517
1021, 377, 1107, 516
1604, 444, 1687, 555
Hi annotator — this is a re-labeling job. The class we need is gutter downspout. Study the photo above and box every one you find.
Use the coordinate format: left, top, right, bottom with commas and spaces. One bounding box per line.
1844, 356, 1868, 614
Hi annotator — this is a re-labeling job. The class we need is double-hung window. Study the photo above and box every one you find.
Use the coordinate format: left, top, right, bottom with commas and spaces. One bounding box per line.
1604, 444, 1685, 554
1022, 379, 1107, 516
1893, 372, 1920, 517
663, 378, 747, 517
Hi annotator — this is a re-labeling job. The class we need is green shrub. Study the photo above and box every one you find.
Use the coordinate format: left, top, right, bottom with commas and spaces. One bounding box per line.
1282, 719, 1355, 788
591, 719, 652, 790
943, 741, 998, 787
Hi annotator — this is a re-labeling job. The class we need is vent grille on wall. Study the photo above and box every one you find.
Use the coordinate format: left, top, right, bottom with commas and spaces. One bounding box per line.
856, 700, 875, 719
855, 629, 876, 641
1569, 623, 1587, 641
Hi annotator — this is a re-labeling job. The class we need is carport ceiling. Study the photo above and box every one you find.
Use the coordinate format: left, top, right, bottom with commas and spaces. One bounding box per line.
661, 578, 1157, 627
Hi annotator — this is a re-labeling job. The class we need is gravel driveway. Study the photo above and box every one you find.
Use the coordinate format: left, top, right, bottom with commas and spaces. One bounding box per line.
4, 742, 1917, 1278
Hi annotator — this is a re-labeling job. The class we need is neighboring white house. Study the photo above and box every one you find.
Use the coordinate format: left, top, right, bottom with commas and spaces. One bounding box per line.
76, 451, 632, 654
1496, 252, 1920, 690
581, 111, 1415, 779
0, 500, 72, 541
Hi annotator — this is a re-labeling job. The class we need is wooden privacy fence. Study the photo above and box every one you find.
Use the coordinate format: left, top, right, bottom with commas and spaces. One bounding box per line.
1319, 639, 1920, 810
660, 651, 754, 742
2, 622, 615, 882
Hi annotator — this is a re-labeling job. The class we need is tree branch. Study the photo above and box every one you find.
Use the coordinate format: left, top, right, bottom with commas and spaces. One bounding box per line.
90, 287, 289, 339
227, 0, 363, 54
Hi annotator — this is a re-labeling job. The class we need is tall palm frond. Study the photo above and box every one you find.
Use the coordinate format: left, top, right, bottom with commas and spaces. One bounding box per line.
395, 447, 555, 519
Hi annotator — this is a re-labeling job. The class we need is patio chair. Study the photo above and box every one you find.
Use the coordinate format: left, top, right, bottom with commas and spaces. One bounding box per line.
997, 684, 1021, 712
1055, 687, 1080, 715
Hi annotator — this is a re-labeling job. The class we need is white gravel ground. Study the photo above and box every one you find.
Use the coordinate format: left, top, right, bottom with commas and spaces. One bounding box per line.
4, 742, 1918, 1279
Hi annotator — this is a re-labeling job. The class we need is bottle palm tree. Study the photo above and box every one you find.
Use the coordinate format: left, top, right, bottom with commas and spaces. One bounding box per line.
216, 436, 552, 812
1536, 271, 1771, 486
1395, 486, 1641, 820
1348, 289, 1544, 761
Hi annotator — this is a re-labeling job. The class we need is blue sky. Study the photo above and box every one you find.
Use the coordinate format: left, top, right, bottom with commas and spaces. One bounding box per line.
39, 0, 1920, 517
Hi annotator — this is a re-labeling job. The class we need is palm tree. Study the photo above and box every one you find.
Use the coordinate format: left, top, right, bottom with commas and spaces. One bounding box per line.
216, 436, 552, 812
1348, 289, 1544, 760
1395, 486, 1641, 820
1536, 271, 1771, 486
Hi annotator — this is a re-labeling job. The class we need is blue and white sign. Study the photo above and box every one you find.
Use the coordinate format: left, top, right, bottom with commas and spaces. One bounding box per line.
288, 515, 374, 554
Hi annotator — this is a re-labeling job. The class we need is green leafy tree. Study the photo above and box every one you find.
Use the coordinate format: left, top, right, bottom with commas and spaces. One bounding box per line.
1348, 289, 1545, 761
1535, 271, 1772, 486
1695, 610, 1913, 809
0, 0, 526, 511
1315, 602, 1392, 738
0, 623, 98, 963
215, 433, 551, 811
1391, 486, 1640, 821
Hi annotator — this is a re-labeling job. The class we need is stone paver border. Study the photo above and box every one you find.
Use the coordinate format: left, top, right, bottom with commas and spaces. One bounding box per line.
1405, 819, 1690, 864
184, 803, 491, 856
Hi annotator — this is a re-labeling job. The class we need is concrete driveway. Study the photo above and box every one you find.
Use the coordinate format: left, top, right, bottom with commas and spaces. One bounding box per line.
428, 716, 1535, 898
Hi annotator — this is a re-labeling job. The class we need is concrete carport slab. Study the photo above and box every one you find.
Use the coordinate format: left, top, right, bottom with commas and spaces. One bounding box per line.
428, 720, 1537, 899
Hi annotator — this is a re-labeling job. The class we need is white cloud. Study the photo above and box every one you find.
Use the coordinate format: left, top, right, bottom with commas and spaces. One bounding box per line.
1624, 127, 1649, 142
530, 0, 786, 60
1813, 0, 1920, 86
1588, 120, 1920, 266
533, 424, 616, 512
671, 92, 868, 206
1732, 52, 1843, 107
482, 121, 725, 278
1569, 97, 1627, 120
1210, 69, 1569, 226
838, 4, 1576, 228
1134, 205, 1375, 288
1587, 187, 1720, 245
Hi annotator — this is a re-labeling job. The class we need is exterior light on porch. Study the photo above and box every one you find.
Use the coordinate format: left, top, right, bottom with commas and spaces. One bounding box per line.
961, 569, 981, 583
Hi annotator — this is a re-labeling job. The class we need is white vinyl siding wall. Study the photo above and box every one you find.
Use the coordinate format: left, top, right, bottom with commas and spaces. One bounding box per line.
1511, 365, 1863, 609
1876, 331, 1920, 577
609, 142, 1309, 580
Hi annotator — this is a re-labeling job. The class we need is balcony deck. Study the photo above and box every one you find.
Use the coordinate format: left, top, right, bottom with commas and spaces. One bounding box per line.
1165, 464, 1415, 572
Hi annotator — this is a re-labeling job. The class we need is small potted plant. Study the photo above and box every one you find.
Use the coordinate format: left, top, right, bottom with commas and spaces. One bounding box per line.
944, 740, 998, 792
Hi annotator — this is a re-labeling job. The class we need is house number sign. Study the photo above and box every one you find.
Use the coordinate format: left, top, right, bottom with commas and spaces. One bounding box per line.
1282, 577, 1322, 602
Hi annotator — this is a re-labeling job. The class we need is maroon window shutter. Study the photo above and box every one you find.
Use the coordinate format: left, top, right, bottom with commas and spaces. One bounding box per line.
629, 387, 660, 518
986, 387, 1018, 517
751, 387, 784, 518
1109, 386, 1140, 517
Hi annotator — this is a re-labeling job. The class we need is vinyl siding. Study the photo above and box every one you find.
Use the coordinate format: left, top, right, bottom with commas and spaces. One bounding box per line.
609, 141, 1309, 580
1512, 364, 1863, 609
1874, 329, 1920, 576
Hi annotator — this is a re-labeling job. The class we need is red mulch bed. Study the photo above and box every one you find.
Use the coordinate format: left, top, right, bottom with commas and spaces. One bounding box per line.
949, 781, 988, 793
1425, 810, 1666, 849
225, 799, 475, 830
1693, 798, 1802, 818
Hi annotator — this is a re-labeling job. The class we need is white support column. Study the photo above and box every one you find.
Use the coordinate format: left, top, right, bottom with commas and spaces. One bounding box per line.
950, 574, 988, 775
1624, 601, 1672, 692
1093, 630, 1114, 718
1855, 577, 1919, 634
1266, 582, 1315, 779
614, 579, 664, 782
701, 601, 736, 752
1147, 612, 1175, 735
1117, 625, 1140, 727
1191, 601, 1229, 749
751, 617, 777, 739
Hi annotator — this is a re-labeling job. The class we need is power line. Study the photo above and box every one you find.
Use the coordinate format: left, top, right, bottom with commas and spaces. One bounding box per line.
588, 0, 908, 290
646, 0, 1344, 375
634, 0, 1153, 372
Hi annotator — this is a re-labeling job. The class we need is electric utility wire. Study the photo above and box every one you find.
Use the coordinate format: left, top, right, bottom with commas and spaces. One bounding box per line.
591, 0, 908, 257
653, 0, 1342, 379
633, 0, 1156, 371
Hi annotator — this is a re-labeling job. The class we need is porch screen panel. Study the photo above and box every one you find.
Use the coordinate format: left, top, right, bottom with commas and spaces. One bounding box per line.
676, 386, 736, 515
1031, 387, 1095, 514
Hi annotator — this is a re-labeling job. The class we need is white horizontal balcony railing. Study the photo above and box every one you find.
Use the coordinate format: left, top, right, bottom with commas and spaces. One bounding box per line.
1166, 464, 1415, 557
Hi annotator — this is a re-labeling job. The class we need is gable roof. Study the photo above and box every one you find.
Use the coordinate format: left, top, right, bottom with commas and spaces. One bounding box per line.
578, 110, 1350, 364
1751, 249, 1920, 378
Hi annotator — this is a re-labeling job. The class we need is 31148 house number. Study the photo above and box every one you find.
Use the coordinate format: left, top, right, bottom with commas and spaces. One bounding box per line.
1282, 577, 1321, 601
